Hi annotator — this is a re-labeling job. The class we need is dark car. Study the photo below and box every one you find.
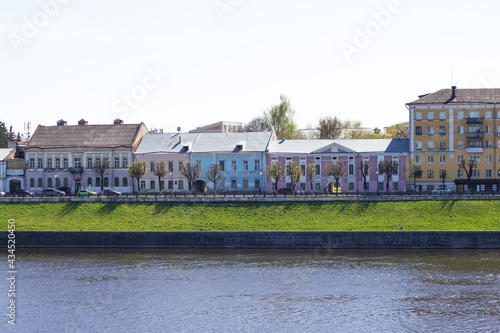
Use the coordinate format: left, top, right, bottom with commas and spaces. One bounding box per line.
42, 188, 65, 196
56, 187, 71, 195
15, 189, 35, 197
277, 188, 294, 195
101, 189, 121, 196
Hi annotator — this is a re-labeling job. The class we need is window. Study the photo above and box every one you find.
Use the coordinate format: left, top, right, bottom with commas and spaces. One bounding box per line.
439, 126, 446, 134
55, 158, 60, 168
178, 180, 184, 189
457, 141, 464, 149
114, 157, 120, 168
87, 158, 93, 168
243, 180, 248, 189
315, 164, 321, 175
439, 170, 446, 178
471, 155, 480, 163
457, 155, 464, 163
485, 125, 492, 134
348, 164, 354, 175
231, 180, 236, 189
255, 160, 260, 171
168, 162, 173, 172
364, 182, 369, 190
300, 164, 306, 175
54, 177, 60, 187
427, 185, 434, 192
393, 182, 399, 191
231, 161, 237, 171
114, 177, 119, 187
122, 157, 128, 168
439, 141, 446, 149
150, 162, 155, 172
123, 177, 128, 187
74, 157, 82, 168
196, 161, 201, 171
457, 169, 464, 178
498, 125, 500, 134
486, 155, 492, 163
415, 141, 422, 149
457, 126, 464, 134
415, 111, 422, 120
179, 161, 183, 171
47, 178, 52, 188
427, 141, 434, 149
439, 111, 446, 120
63, 158, 69, 168
37, 158, 43, 168
378, 183, 384, 191
470, 111, 480, 118
159, 181, 164, 191
427, 112, 434, 120
88, 177, 92, 187
415, 156, 422, 164
150, 181, 156, 190
63, 178, 68, 187
243, 161, 248, 170
255, 179, 260, 189
30, 178, 34, 187
472, 170, 480, 178
457, 111, 464, 119
486, 140, 492, 148
315, 183, 321, 191
427, 126, 434, 135
415, 126, 422, 135
486, 170, 492, 178
38, 178, 43, 187
427, 156, 434, 164
485, 111, 492, 119
104, 177, 109, 187
140, 181, 146, 189
168, 180, 173, 190
29, 158, 35, 168
349, 183, 355, 191
93, 177, 99, 188
439, 155, 446, 164
219, 160, 225, 171
47, 158, 52, 168
427, 170, 434, 178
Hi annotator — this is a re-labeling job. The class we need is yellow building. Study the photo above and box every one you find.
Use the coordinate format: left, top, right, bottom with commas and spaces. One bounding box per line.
406, 87, 500, 192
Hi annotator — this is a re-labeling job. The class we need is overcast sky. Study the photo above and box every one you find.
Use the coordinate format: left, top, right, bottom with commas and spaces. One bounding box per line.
1, 0, 499, 136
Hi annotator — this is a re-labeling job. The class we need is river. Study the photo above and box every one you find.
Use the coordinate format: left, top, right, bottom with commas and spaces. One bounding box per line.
2, 249, 499, 333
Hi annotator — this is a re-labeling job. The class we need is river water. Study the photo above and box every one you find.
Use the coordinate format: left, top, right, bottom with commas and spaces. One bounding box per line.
2, 249, 499, 333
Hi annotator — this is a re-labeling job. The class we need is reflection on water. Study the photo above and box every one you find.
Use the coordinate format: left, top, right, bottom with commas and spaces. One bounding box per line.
2, 249, 499, 333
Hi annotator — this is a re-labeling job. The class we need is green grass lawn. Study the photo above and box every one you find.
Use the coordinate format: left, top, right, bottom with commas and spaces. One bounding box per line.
1, 201, 499, 231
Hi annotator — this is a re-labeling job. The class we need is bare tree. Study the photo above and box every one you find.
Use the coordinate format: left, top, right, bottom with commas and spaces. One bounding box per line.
306, 163, 316, 194
458, 158, 478, 192
325, 161, 346, 196
439, 169, 448, 189
358, 160, 370, 192
92, 159, 110, 193
378, 160, 399, 193
153, 161, 168, 192
127, 161, 146, 193
287, 161, 303, 192
180, 161, 200, 191
409, 165, 422, 192
316, 116, 343, 139
267, 161, 286, 194
206, 163, 223, 195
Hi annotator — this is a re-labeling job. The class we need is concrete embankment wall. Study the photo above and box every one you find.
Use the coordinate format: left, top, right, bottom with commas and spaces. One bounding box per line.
3, 231, 500, 249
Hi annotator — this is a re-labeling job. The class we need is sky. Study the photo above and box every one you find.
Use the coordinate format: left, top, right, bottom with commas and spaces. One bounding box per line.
1, 0, 500, 137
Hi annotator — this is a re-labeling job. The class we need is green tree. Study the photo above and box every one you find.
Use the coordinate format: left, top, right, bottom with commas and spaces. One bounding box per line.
153, 161, 168, 191
385, 122, 409, 139
378, 160, 399, 193
306, 163, 316, 194
267, 161, 286, 194
325, 161, 346, 195
180, 161, 201, 191
264, 94, 299, 139
0, 122, 9, 148
127, 161, 146, 193
287, 161, 303, 192
243, 116, 272, 132
316, 116, 343, 139
206, 163, 223, 195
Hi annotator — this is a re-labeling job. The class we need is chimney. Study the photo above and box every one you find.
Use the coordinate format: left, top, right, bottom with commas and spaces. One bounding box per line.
113, 118, 124, 125
451, 86, 457, 99
57, 119, 67, 126
78, 119, 88, 126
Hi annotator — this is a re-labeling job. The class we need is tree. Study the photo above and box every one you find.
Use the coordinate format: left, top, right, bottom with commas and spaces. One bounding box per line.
153, 161, 168, 192
243, 116, 272, 132
409, 165, 422, 192
325, 161, 346, 195
264, 94, 299, 139
385, 122, 409, 139
316, 116, 342, 139
458, 158, 478, 192
180, 161, 200, 191
306, 163, 316, 194
267, 161, 286, 194
342, 120, 370, 139
287, 161, 303, 192
378, 160, 399, 193
92, 159, 110, 193
206, 163, 223, 195
0, 122, 8, 148
439, 169, 448, 189
358, 160, 370, 191
127, 161, 146, 193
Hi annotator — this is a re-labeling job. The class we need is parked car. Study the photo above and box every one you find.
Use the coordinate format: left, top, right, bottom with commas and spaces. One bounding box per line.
101, 189, 121, 196
15, 189, 35, 197
42, 188, 65, 196
0, 191, 5, 197
431, 187, 452, 195
277, 188, 294, 195
77, 189, 97, 196
56, 187, 71, 195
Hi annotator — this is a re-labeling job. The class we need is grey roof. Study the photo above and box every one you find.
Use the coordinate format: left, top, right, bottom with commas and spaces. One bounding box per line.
27, 123, 146, 148
269, 139, 409, 154
135, 132, 274, 154
407, 88, 500, 105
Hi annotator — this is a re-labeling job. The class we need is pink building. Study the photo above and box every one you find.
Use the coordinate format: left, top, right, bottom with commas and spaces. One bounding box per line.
266, 138, 409, 193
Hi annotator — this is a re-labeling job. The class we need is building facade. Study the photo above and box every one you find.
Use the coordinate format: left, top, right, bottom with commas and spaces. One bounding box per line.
407, 87, 500, 192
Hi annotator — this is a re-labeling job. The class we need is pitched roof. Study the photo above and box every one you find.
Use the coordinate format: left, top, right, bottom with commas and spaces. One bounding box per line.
135, 132, 274, 154
269, 139, 409, 154
0, 148, 15, 161
407, 88, 500, 105
27, 123, 146, 148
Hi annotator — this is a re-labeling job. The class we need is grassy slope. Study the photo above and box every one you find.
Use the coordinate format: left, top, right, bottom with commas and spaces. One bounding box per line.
0, 201, 499, 231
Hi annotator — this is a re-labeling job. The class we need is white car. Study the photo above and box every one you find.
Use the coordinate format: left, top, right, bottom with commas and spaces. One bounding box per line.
431, 187, 451, 195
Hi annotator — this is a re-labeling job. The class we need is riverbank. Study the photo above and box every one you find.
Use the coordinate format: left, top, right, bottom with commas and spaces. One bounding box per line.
1, 201, 499, 231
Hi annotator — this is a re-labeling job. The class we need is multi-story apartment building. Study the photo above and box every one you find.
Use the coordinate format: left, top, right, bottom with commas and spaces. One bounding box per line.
407, 87, 500, 192
25, 119, 148, 194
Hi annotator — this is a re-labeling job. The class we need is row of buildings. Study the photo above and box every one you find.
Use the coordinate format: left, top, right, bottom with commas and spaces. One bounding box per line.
1, 87, 499, 194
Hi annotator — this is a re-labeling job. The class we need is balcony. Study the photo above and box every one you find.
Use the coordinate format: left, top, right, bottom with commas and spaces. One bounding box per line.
467, 147, 483, 153
466, 117, 483, 124
466, 132, 483, 140
69, 167, 83, 173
